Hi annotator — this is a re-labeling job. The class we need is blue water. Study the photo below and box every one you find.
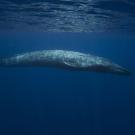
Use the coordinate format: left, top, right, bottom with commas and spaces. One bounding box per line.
0, 0, 135, 135
0, 33, 135, 135
1, 0, 135, 32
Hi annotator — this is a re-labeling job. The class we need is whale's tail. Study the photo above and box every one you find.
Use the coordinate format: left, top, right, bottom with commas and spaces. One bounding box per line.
0, 58, 6, 66
0, 58, 3, 66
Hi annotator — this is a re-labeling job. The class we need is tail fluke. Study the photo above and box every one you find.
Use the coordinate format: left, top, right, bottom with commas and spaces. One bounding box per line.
0, 58, 3, 66
0, 58, 6, 66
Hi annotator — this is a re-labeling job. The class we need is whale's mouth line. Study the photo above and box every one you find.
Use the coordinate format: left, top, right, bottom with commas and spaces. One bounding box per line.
112, 67, 131, 76
85, 64, 131, 76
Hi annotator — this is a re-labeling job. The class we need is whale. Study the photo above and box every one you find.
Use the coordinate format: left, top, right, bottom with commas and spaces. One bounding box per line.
0, 50, 131, 76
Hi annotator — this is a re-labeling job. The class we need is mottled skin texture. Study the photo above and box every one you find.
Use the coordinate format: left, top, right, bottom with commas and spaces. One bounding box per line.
0, 50, 130, 75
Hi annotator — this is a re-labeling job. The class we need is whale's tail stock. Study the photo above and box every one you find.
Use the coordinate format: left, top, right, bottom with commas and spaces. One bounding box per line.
0, 58, 4, 66
0, 57, 7, 66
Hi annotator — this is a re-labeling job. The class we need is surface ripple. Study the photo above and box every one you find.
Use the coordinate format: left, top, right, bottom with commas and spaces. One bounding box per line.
0, 0, 135, 32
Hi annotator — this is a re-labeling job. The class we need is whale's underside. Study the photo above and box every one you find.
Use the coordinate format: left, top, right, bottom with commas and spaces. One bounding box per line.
0, 50, 131, 76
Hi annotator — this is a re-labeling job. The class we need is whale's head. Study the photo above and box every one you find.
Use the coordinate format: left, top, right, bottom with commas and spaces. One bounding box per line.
89, 63, 131, 76
62, 53, 131, 76
86, 56, 131, 76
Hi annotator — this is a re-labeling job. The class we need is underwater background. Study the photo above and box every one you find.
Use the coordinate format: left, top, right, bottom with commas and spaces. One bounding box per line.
0, 0, 135, 135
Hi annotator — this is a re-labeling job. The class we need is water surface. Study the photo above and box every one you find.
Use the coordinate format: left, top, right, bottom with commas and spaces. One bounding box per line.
0, 0, 135, 32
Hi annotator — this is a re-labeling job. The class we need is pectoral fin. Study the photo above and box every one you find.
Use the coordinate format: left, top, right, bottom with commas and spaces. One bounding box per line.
64, 61, 77, 67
